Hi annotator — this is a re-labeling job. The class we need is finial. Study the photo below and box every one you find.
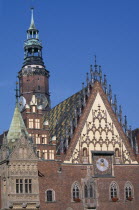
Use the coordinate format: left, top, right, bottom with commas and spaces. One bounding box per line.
15, 81, 19, 103
94, 55, 98, 72
118, 105, 122, 124
99, 66, 102, 83
94, 55, 97, 66
29, 7, 36, 30
124, 115, 128, 133
108, 85, 112, 104
103, 75, 107, 94
86, 72, 89, 85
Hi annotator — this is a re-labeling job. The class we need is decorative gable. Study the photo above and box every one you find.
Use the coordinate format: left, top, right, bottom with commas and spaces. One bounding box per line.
9, 135, 37, 161
64, 85, 137, 165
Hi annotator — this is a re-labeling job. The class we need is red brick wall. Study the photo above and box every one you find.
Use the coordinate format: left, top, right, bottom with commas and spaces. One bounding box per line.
38, 161, 139, 210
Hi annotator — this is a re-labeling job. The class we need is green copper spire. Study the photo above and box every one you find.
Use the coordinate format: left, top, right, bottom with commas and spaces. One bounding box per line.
7, 104, 28, 144
23, 8, 45, 67
29, 8, 36, 30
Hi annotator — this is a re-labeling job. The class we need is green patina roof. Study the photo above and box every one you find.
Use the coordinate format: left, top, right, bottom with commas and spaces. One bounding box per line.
7, 104, 28, 143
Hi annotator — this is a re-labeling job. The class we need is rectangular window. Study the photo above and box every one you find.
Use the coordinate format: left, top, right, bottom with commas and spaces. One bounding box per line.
36, 134, 40, 144
25, 179, 32, 193
42, 150, 47, 159
35, 119, 40, 129
42, 135, 47, 144
29, 119, 34, 129
16, 179, 23, 193
49, 150, 54, 160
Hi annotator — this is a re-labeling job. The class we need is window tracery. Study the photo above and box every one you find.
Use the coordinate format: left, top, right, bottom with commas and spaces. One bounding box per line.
110, 182, 119, 199
125, 182, 134, 200
72, 182, 80, 201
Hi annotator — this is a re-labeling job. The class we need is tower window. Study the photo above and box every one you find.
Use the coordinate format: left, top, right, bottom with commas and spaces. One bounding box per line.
36, 134, 40, 144
38, 85, 41, 90
42, 150, 47, 159
29, 119, 34, 129
49, 150, 54, 160
37, 150, 41, 158
35, 119, 40, 129
42, 135, 47, 144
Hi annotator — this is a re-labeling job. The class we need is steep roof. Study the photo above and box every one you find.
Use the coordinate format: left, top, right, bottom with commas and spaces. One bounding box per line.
7, 104, 28, 143
46, 89, 83, 141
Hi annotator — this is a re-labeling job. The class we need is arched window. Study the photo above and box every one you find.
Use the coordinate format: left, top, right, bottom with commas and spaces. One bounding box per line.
45, 189, 55, 202
125, 182, 134, 200
89, 185, 93, 198
84, 185, 88, 198
115, 148, 120, 157
110, 182, 119, 199
84, 182, 94, 199
72, 182, 80, 201
83, 148, 87, 157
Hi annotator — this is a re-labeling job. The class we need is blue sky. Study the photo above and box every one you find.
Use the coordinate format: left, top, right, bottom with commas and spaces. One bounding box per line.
0, 0, 139, 133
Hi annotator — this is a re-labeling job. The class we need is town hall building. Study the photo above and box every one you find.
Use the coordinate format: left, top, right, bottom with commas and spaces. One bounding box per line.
0, 9, 139, 210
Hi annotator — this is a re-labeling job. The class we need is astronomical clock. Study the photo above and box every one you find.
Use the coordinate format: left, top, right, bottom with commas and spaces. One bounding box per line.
92, 151, 114, 177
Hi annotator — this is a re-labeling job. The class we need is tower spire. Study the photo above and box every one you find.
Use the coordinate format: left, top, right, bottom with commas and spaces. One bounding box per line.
29, 7, 36, 30
23, 8, 44, 67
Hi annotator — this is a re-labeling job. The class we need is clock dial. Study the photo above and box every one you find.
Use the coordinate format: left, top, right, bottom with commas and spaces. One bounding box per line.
18, 96, 26, 111
35, 93, 48, 109
96, 158, 109, 171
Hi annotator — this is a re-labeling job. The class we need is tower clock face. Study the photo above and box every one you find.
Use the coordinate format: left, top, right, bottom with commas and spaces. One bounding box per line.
18, 96, 26, 111
96, 158, 109, 171
35, 93, 48, 109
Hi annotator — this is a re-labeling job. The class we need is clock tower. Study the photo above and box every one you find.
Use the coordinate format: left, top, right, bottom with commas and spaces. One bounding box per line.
18, 8, 50, 112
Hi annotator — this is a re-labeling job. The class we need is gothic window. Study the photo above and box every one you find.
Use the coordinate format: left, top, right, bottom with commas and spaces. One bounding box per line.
83, 148, 87, 156
16, 179, 23, 193
38, 85, 41, 90
35, 119, 40, 129
42, 135, 47, 144
36, 134, 40, 144
125, 182, 134, 200
49, 150, 54, 160
72, 182, 80, 201
84, 183, 94, 198
110, 182, 119, 199
45, 189, 55, 202
25, 179, 32, 193
29, 119, 34, 129
90, 185, 93, 198
84, 185, 88, 198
